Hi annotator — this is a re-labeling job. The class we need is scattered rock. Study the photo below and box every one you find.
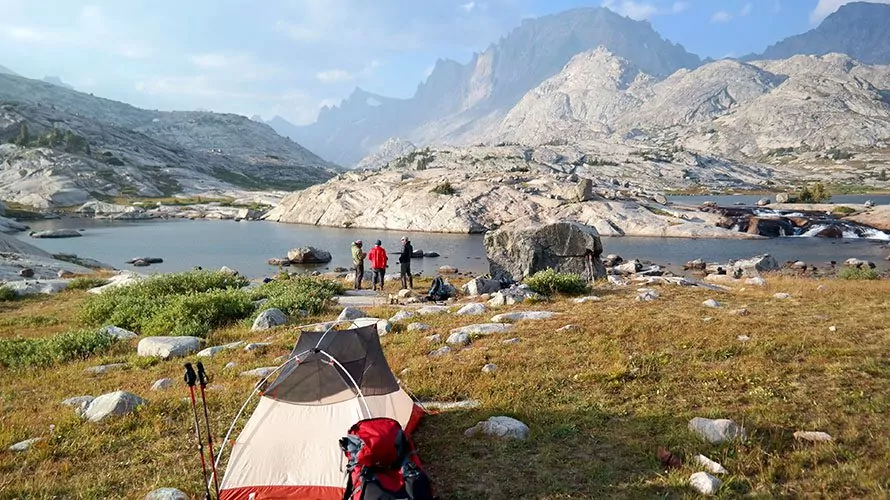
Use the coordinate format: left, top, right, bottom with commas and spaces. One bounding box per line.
137, 336, 201, 359
793, 431, 833, 442
502, 338, 521, 345
144, 488, 189, 500
636, 289, 660, 301
127, 257, 163, 264
745, 277, 767, 286
337, 306, 369, 322
756, 198, 771, 207
151, 378, 174, 391
84, 363, 127, 375
376, 319, 393, 336
423, 251, 440, 258
9, 437, 43, 452
689, 472, 722, 496
688, 417, 746, 444
438, 265, 459, 274
287, 246, 332, 264
197, 341, 245, 357
702, 299, 721, 308
251, 308, 288, 331
557, 324, 580, 332
776, 193, 794, 203
61, 395, 94, 417
243, 342, 271, 352
844, 258, 876, 269
482, 363, 499, 373
428, 346, 452, 357
731, 308, 750, 316
267, 257, 290, 266
224, 362, 238, 369
240, 367, 278, 378
572, 295, 602, 303
774, 293, 791, 300
616, 260, 643, 274
83, 391, 146, 422
462, 278, 502, 296
4, 279, 70, 296
389, 310, 415, 323
464, 416, 530, 440
417, 305, 449, 315
694, 454, 728, 474
425, 334, 441, 342
828, 325, 837, 332
450, 323, 513, 336
446, 332, 471, 346
576, 178, 595, 202
603, 254, 624, 267
738, 335, 750, 342
407, 322, 430, 332
18, 268, 34, 278
397, 288, 414, 299
100, 325, 138, 340
30, 229, 82, 239
653, 193, 669, 205
731, 254, 779, 277
487, 286, 544, 306
684, 259, 707, 271
455, 303, 487, 316
491, 311, 556, 322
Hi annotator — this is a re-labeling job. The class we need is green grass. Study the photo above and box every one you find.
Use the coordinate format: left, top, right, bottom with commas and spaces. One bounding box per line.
0, 285, 16, 302
831, 206, 858, 215
523, 269, 589, 296
838, 267, 880, 280
0, 329, 118, 368
430, 182, 457, 195
247, 277, 345, 317
66, 277, 110, 291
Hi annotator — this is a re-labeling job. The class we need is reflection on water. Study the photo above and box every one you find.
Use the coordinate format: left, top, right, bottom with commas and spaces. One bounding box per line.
16, 218, 890, 278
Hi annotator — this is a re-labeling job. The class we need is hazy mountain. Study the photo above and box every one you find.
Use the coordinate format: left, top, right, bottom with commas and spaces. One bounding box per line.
42, 76, 74, 90
750, 2, 890, 64
0, 65, 16, 76
0, 73, 337, 208
291, 7, 700, 166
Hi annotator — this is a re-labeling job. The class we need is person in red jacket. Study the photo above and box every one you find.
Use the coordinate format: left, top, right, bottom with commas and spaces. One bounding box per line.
368, 240, 389, 292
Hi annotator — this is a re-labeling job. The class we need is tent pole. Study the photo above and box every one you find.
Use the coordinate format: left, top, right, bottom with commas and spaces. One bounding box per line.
318, 349, 373, 419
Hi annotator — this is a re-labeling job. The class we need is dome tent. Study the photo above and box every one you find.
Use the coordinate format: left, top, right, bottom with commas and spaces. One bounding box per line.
217, 322, 424, 500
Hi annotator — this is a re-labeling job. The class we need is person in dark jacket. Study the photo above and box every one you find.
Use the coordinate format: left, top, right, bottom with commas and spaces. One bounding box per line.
351, 240, 366, 290
398, 236, 413, 290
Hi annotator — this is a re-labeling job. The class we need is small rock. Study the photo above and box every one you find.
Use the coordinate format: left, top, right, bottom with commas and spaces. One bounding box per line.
455, 303, 487, 316
83, 391, 146, 422
572, 295, 602, 304
793, 431, 833, 442
416, 305, 449, 315
240, 367, 278, 378
844, 258, 876, 269
462, 278, 502, 296
438, 265, 458, 274
337, 306, 369, 322
57, 269, 75, 278
502, 338, 521, 345
137, 336, 201, 359
829, 326, 837, 332
397, 288, 415, 299
774, 293, 791, 300
243, 342, 271, 352
481, 363, 498, 373
446, 332, 471, 346
61, 395, 94, 417
636, 289, 659, 301
197, 341, 245, 357
144, 487, 189, 500
423, 251, 440, 258
756, 198, 771, 207
252, 308, 288, 331
490, 311, 556, 322
428, 346, 452, 357
219, 266, 238, 275
688, 417, 746, 444
9, 437, 42, 452
616, 260, 643, 274
425, 334, 441, 342
702, 317, 713, 323
407, 322, 430, 332
224, 362, 238, 369
745, 277, 767, 286
464, 416, 529, 440
151, 378, 174, 391
450, 323, 512, 336
737, 335, 750, 342
100, 325, 138, 340
694, 454, 728, 474
556, 324, 580, 332
702, 299, 721, 308
376, 319, 392, 336
85, 363, 127, 375
684, 259, 707, 271
791, 261, 807, 270
689, 472, 722, 496
731, 308, 750, 316
18, 268, 35, 278
389, 310, 415, 323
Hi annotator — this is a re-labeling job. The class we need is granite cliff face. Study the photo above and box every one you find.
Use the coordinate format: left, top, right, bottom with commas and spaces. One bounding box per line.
289, 7, 700, 165
0, 73, 337, 208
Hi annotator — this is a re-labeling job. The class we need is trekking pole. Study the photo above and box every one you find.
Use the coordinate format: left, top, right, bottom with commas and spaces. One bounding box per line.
184, 363, 213, 500
196, 362, 221, 499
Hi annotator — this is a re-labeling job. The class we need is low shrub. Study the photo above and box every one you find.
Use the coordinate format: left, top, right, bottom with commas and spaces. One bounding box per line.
839, 267, 880, 280
0, 285, 16, 301
67, 277, 110, 291
430, 182, 456, 195
0, 329, 118, 368
831, 206, 857, 215
796, 182, 831, 203
249, 277, 344, 317
524, 269, 588, 296
144, 289, 255, 337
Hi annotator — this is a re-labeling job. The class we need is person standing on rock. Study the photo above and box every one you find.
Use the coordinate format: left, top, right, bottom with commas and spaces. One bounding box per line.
368, 240, 388, 291
399, 236, 414, 290
351, 240, 366, 290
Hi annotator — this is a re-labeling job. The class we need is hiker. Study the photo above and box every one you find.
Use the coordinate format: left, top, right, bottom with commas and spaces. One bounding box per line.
351, 240, 366, 290
398, 236, 414, 290
368, 239, 388, 291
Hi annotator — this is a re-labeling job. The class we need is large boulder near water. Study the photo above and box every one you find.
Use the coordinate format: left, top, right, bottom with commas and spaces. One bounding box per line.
287, 246, 332, 264
484, 218, 606, 281
729, 254, 779, 277
462, 277, 502, 296
30, 229, 82, 239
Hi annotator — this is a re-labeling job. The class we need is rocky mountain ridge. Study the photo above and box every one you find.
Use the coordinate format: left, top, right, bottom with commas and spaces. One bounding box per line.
0, 73, 338, 208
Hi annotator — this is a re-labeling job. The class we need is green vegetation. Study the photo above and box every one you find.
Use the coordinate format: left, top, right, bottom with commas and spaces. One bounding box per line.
825, 147, 853, 160
248, 277, 344, 317
839, 267, 880, 280
145, 289, 255, 338
0, 329, 117, 368
796, 182, 831, 203
523, 269, 588, 296
14, 122, 30, 146
430, 182, 457, 195
644, 205, 674, 217
66, 277, 110, 291
210, 166, 314, 192
0, 285, 16, 302
580, 156, 619, 167
879, 169, 888, 182
831, 206, 857, 215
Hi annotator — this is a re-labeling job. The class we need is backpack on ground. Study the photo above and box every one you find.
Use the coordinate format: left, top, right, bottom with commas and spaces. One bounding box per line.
339, 417, 434, 500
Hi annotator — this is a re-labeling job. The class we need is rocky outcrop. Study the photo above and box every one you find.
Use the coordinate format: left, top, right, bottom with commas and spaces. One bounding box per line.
287, 247, 333, 264
484, 219, 606, 281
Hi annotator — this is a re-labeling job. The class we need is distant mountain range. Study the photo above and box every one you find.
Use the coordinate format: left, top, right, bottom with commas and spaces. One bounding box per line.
41, 76, 73, 90
268, 1, 890, 167
0, 65, 17, 76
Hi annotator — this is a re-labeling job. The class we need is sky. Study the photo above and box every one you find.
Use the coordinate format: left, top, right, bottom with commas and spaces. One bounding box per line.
0, 0, 885, 126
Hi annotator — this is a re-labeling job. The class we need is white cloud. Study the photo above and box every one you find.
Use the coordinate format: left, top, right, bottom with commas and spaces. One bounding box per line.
710, 10, 733, 22
739, 3, 753, 16
601, 0, 659, 20
460, 1, 476, 13
315, 69, 355, 84
188, 52, 285, 80
671, 2, 691, 14
3, 25, 54, 42
810, 0, 890, 24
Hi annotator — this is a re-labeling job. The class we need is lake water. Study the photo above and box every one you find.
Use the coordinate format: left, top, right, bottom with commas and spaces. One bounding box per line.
668, 194, 890, 206
16, 218, 890, 277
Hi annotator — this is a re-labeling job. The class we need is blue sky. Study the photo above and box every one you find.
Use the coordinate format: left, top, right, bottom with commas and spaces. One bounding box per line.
0, 0, 884, 125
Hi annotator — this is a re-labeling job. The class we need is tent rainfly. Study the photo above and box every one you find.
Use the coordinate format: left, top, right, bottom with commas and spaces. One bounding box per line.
218, 323, 424, 499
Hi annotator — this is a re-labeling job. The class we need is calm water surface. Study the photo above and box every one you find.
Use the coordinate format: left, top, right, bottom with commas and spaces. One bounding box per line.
17, 218, 890, 277
668, 194, 890, 206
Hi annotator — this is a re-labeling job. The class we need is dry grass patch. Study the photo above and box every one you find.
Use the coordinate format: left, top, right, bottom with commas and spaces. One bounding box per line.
0, 277, 888, 498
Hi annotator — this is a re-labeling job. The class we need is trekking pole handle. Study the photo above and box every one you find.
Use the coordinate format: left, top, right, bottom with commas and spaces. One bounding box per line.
184, 362, 197, 387
196, 361, 209, 388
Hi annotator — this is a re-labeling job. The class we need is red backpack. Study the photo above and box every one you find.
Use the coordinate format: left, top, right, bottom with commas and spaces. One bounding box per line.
339, 418, 434, 500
